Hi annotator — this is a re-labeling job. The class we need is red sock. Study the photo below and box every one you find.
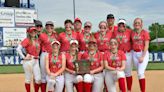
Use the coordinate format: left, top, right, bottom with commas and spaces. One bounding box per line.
84, 82, 92, 92
25, 83, 30, 92
126, 76, 132, 91
34, 83, 40, 92
139, 79, 145, 92
118, 78, 126, 92
76, 82, 83, 92
48, 91, 52, 92
41, 83, 47, 92
104, 81, 108, 92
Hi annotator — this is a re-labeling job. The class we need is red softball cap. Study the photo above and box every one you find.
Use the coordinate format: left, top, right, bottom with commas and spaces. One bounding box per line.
27, 27, 37, 33
74, 17, 82, 24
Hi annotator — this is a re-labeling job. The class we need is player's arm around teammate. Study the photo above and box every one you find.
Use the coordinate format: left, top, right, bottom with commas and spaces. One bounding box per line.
16, 27, 41, 92
80, 36, 104, 92
131, 18, 150, 92
104, 38, 126, 92
45, 40, 66, 92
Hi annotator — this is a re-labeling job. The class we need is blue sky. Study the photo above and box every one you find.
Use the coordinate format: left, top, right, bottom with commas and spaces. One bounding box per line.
33, 0, 164, 32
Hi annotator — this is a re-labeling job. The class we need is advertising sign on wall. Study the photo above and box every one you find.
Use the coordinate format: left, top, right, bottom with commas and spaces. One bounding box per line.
15, 9, 37, 27
3, 27, 27, 46
0, 8, 15, 27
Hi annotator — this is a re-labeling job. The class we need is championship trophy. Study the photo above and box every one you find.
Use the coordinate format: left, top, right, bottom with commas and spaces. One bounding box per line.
74, 59, 91, 75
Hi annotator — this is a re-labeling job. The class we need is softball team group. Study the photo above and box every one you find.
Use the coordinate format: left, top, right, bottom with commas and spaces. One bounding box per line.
17, 14, 150, 92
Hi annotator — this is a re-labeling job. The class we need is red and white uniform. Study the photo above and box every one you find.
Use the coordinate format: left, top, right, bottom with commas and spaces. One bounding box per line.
131, 30, 150, 81
94, 31, 113, 52
64, 52, 83, 92
59, 31, 78, 52
108, 26, 118, 33
104, 50, 126, 92
113, 29, 133, 79
81, 51, 104, 92
113, 29, 132, 52
78, 33, 91, 51
39, 32, 58, 53
39, 32, 58, 88
46, 53, 64, 92
16, 38, 41, 92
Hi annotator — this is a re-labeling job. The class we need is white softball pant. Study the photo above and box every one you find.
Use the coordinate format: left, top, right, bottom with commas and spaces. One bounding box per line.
105, 70, 125, 92
124, 51, 133, 77
40, 52, 48, 83
46, 75, 64, 92
132, 51, 149, 79
64, 72, 79, 92
82, 73, 104, 92
22, 59, 41, 84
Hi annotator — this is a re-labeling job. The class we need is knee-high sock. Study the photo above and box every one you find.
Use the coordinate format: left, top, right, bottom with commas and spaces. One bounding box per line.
118, 78, 126, 92
104, 81, 108, 92
139, 79, 145, 92
126, 76, 132, 91
41, 83, 47, 92
84, 82, 92, 92
25, 83, 30, 92
34, 83, 40, 92
76, 82, 83, 92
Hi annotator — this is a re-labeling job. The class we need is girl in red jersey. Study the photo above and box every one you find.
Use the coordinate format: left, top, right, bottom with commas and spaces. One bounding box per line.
131, 18, 150, 92
64, 39, 84, 92
45, 40, 66, 92
16, 27, 41, 92
39, 21, 58, 92
78, 21, 92, 52
59, 19, 78, 52
81, 36, 104, 92
94, 21, 113, 52
104, 38, 126, 92
113, 19, 133, 92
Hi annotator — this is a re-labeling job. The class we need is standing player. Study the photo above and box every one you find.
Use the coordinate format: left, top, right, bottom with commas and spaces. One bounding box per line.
45, 40, 66, 92
59, 19, 78, 52
94, 21, 113, 52
113, 19, 133, 91
74, 18, 84, 34
104, 38, 126, 92
16, 27, 41, 92
65, 40, 83, 92
39, 21, 58, 92
131, 18, 150, 92
81, 36, 104, 92
106, 14, 118, 33
78, 21, 92, 52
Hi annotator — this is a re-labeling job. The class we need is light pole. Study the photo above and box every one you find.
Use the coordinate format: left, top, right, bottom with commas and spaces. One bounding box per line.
73, 0, 76, 19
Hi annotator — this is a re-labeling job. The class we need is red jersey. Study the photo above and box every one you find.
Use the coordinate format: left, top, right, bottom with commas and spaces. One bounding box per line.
113, 29, 132, 52
65, 52, 83, 71
59, 31, 78, 52
78, 33, 91, 51
108, 25, 118, 33
21, 38, 41, 57
94, 31, 113, 52
131, 30, 150, 51
81, 51, 103, 70
39, 32, 58, 53
104, 50, 126, 68
48, 53, 63, 73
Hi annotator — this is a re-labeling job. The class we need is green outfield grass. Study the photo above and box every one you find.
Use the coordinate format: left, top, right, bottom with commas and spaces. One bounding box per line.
0, 62, 164, 74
